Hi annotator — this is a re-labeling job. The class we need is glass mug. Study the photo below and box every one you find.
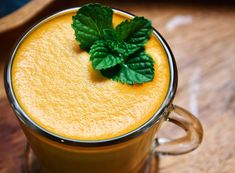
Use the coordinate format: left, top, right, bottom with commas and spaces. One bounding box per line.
4, 8, 203, 173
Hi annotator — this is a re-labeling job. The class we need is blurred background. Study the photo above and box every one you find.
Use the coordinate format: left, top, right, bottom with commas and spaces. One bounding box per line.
0, 0, 234, 173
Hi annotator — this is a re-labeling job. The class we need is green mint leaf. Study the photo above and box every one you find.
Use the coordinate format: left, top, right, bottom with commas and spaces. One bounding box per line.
101, 49, 154, 84
89, 40, 124, 70
72, 4, 113, 51
103, 29, 142, 57
107, 40, 141, 57
103, 29, 118, 40
115, 17, 152, 45
90, 39, 142, 70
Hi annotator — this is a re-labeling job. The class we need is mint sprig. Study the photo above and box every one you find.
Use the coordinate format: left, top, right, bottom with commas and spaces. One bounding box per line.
72, 3, 155, 84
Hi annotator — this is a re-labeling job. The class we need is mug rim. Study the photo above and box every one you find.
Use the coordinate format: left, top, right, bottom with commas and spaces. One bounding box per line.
4, 7, 178, 147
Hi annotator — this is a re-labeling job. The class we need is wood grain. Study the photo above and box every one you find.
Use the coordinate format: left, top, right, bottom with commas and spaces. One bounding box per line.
0, 0, 53, 33
0, 1, 234, 173
0, 99, 26, 173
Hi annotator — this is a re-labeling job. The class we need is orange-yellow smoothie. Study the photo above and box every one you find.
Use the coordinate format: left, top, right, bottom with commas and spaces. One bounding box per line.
12, 11, 170, 141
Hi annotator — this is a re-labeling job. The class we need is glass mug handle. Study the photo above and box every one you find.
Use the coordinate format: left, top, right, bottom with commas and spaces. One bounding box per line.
154, 104, 203, 155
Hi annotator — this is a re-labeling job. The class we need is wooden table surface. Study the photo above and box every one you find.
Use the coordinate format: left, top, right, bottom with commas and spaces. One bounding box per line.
0, 1, 235, 173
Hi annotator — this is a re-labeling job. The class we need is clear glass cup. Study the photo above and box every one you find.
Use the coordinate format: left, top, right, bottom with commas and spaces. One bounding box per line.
4, 8, 203, 173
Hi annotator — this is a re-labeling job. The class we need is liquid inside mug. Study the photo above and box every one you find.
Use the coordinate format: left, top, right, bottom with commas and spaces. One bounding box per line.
4, 8, 203, 173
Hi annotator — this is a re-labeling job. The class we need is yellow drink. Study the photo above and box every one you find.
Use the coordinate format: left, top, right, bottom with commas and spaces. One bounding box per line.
12, 11, 170, 141
8, 9, 172, 173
